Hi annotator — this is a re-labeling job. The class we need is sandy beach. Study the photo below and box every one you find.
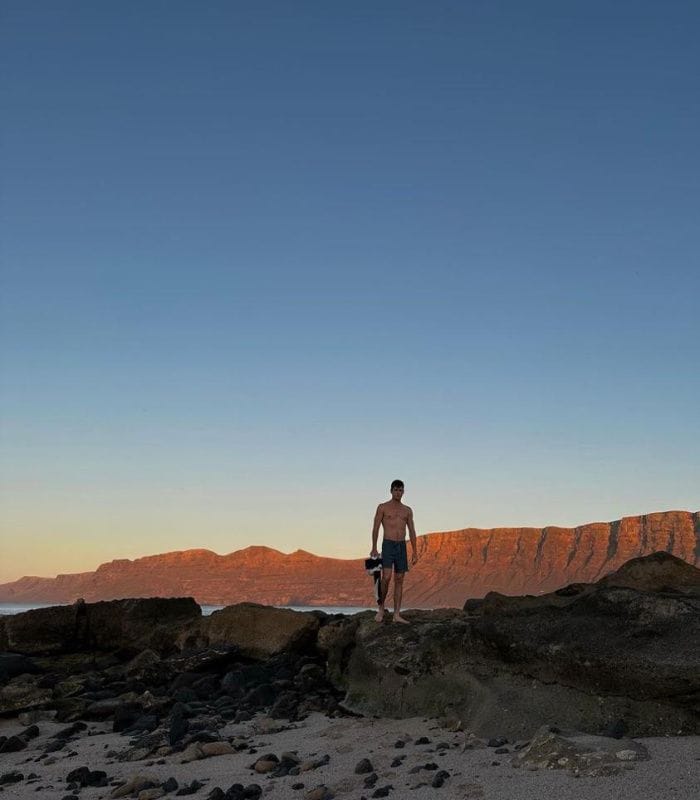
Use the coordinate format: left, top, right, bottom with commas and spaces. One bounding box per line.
2, 711, 699, 800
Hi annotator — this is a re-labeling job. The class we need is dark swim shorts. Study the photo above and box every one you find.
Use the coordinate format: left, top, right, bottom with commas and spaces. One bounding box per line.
381, 539, 409, 573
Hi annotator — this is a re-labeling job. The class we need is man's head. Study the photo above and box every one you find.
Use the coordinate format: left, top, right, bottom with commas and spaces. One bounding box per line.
390, 479, 404, 500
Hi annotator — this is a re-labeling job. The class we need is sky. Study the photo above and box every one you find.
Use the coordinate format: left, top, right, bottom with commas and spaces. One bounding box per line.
1, 1, 699, 583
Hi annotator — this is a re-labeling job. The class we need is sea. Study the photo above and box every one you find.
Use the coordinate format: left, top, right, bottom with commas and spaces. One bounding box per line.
0, 602, 372, 617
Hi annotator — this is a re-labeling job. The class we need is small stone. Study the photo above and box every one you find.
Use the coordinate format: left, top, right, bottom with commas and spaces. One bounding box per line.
494, 747, 509, 754
424, 763, 438, 771
363, 772, 378, 788
305, 786, 332, 800
65, 767, 108, 788
415, 737, 430, 745
487, 738, 507, 748
602, 719, 626, 739
291, 783, 305, 790
22, 725, 41, 741
0, 771, 24, 785
431, 770, 450, 788
207, 789, 225, 800
615, 750, 638, 761
390, 758, 403, 767
393, 740, 405, 748
201, 742, 234, 757
253, 756, 279, 774
354, 758, 373, 775
111, 774, 159, 798
161, 777, 178, 792
180, 743, 204, 763
372, 787, 393, 798
175, 780, 204, 796
138, 790, 165, 800
0, 736, 27, 753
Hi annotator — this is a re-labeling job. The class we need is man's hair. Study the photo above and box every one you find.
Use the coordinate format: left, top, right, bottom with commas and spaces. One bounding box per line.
390, 479, 404, 490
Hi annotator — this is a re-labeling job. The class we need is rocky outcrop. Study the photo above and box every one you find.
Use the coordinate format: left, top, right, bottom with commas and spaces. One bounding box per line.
204, 603, 321, 659
318, 552, 700, 737
0, 553, 698, 738
0, 510, 697, 606
0, 598, 200, 656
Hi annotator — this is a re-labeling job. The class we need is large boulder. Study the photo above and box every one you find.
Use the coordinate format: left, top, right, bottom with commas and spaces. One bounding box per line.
0, 654, 40, 684
599, 550, 700, 594
204, 603, 320, 659
2, 597, 201, 655
323, 554, 700, 737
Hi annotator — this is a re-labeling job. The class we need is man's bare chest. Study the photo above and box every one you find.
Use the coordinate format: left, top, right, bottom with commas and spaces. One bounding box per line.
382, 506, 409, 525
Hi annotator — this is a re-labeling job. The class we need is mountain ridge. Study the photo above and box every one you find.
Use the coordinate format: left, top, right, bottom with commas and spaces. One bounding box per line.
1, 509, 698, 607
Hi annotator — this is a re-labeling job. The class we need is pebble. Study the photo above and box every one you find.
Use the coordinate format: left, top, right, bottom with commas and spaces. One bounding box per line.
0, 772, 24, 785
111, 774, 159, 798
487, 737, 507, 748
363, 772, 378, 788
252, 754, 279, 773
201, 741, 234, 757
354, 758, 373, 774
371, 787, 393, 798
305, 786, 332, 800
65, 766, 108, 787
138, 790, 164, 800
431, 770, 450, 788
175, 779, 205, 796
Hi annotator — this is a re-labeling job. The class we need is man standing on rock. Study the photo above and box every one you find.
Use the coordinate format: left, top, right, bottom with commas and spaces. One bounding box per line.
370, 479, 418, 623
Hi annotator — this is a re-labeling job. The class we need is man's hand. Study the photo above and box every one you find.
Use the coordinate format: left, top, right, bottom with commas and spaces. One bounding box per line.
411, 550, 418, 565
370, 549, 379, 559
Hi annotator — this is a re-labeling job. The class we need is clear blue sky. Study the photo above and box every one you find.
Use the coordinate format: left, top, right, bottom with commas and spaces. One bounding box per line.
1, 1, 698, 581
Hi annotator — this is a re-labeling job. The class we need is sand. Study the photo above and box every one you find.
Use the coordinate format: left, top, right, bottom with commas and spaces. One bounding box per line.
1, 712, 699, 800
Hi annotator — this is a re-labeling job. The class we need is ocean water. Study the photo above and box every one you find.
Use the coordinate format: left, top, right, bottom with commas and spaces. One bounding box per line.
0, 602, 373, 617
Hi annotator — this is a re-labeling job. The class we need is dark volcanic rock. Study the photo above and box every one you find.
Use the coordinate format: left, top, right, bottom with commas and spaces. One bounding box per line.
1, 597, 201, 656
0, 654, 41, 683
65, 766, 108, 787
321, 552, 700, 737
0, 771, 23, 785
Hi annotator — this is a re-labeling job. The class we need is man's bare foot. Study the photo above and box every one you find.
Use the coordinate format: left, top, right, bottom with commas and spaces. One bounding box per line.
375, 608, 385, 623
393, 614, 410, 624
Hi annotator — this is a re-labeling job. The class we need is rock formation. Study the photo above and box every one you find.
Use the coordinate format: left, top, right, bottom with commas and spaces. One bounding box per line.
0, 510, 697, 607
0, 553, 698, 740
318, 552, 700, 737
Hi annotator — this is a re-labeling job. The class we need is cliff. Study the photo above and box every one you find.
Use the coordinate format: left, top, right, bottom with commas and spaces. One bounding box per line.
0, 510, 697, 607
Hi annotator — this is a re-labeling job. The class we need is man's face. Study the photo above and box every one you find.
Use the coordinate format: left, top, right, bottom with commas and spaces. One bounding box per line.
391, 486, 404, 500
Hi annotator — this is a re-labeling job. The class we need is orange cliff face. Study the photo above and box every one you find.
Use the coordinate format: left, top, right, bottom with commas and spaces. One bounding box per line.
0, 510, 697, 608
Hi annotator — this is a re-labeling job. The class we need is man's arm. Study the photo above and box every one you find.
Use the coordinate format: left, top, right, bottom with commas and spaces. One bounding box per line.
407, 507, 418, 564
370, 504, 383, 557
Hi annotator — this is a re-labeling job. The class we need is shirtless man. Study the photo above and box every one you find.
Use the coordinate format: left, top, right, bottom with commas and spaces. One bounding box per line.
370, 479, 418, 623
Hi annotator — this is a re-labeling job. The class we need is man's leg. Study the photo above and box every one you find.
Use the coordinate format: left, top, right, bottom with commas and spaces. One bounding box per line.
375, 568, 392, 622
393, 572, 409, 623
